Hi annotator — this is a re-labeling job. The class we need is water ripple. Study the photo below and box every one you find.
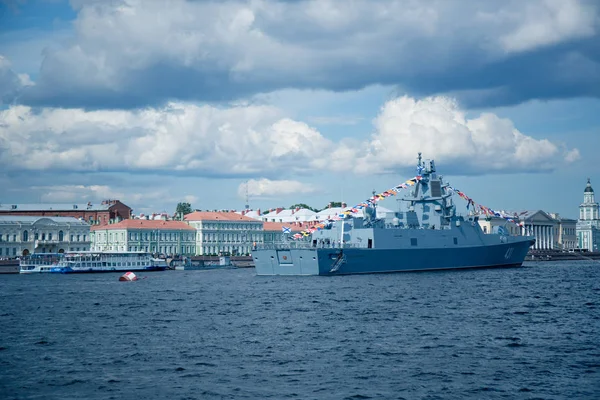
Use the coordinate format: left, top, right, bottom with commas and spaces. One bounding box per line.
0, 261, 599, 399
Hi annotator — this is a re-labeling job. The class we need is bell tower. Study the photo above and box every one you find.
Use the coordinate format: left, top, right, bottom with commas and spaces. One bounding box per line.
579, 178, 599, 221
577, 178, 600, 251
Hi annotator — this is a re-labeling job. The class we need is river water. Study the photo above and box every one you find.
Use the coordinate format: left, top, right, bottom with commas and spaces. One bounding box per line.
1, 261, 599, 399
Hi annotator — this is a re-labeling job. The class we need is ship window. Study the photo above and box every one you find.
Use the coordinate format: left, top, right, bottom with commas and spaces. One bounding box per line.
454, 237, 458, 245
411, 238, 418, 246
431, 180, 442, 197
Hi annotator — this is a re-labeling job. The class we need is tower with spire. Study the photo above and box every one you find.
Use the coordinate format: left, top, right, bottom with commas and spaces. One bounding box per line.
576, 178, 600, 251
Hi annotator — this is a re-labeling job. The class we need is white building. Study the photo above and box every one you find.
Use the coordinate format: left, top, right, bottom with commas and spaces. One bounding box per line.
90, 219, 196, 255
247, 207, 317, 224
0, 216, 91, 258
247, 205, 394, 226
576, 178, 600, 252
185, 211, 263, 256
477, 216, 523, 236
517, 210, 559, 250
549, 213, 577, 251
477, 210, 557, 250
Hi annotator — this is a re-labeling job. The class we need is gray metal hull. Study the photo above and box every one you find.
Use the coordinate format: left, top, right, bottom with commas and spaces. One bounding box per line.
253, 239, 533, 276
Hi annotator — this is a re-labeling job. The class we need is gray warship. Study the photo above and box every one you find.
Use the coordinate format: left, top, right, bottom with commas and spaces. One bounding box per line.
252, 154, 535, 276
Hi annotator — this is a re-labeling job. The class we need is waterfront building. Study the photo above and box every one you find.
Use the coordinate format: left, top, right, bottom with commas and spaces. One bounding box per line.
0, 200, 131, 226
0, 216, 91, 258
263, 222, 303, 246
576, 178, 600, 252
477, 216, 523, 236
549, 213, 577, 250
90, 220, 196, 255
517, 210, 558, 250
247, 205, 394, 226
252, 207, 317, 224
185, 211, 263, 256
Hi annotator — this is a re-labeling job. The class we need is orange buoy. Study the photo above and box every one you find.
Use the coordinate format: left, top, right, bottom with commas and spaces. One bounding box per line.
119, 271, 138, 281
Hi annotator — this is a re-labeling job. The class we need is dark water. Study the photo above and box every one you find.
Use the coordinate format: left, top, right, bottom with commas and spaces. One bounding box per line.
1, 262, 599, 400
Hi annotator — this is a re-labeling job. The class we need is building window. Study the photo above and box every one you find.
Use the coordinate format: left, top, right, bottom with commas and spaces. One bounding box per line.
48, 233, 53, 241
12, 248, 16, 256
59, 231, 64, 241
22, 230, 28, 242
70, 234, 74, 241
41, 233, 46, 241
77, 234, 80, 242
83, 235, 87, 242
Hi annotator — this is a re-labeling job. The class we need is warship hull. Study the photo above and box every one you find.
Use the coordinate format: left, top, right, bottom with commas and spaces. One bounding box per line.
253, 239, 534, 276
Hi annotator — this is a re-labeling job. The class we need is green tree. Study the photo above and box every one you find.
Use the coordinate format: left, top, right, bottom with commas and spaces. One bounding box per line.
175, 202, 193, 219
289, 203, 319, 212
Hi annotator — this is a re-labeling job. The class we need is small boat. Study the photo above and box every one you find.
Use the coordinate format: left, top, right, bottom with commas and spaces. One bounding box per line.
175, 256, 236, 271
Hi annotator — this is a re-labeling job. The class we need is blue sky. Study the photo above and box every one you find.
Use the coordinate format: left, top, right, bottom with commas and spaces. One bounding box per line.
0, 0, 599, 219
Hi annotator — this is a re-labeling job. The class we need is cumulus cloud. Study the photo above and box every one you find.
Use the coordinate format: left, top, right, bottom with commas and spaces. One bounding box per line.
351, 96, 579, 174
0, 102, 333, 175
17, 0, 600, 108
0, 95, 579, 177
239, 178, 318, 199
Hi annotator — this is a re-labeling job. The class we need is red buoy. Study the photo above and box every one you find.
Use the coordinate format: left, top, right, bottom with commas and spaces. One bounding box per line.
119, 271, 138, 281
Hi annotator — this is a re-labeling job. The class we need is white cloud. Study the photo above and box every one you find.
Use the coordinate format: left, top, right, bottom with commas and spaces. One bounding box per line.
35, 185, 126, 203
21, 0, 600, 108
499, 0, 597, 53
239, 178, 317, 198
0, 96, 579, 177
564, 148, 581, 163
350, 96, 579, 173
30, 183, 198, 214
17, 73, 34, 87
0, 103, 332, 174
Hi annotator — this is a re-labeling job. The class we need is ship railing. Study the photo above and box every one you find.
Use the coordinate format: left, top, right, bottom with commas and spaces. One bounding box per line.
258, 242, 367, 250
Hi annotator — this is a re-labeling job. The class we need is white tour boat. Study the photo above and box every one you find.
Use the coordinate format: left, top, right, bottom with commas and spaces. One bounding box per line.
20, 251, 168, 274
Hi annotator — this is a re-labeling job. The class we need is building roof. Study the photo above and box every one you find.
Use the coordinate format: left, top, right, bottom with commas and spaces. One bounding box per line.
0, 216, 90, 225
238, 210, 261, 219
0, 201, 129, 212
585, 178, 594, 193
184, 211, 259, 222
90, 219, 195, 231
263, 222, 303, 232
